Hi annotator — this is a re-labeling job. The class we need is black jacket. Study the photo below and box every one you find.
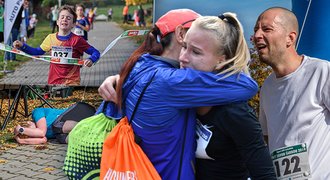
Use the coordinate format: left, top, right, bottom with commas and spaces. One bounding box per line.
196, 102, 276, 180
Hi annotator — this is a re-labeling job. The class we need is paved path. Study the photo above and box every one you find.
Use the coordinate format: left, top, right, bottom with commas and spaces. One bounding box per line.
0, 21, 139, 87
0, 140, 67, 180
0, 21, 140, 179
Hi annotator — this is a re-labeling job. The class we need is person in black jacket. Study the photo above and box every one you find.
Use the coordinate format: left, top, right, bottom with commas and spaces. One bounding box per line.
196, 102, 275, 179
179, 13, 277, 180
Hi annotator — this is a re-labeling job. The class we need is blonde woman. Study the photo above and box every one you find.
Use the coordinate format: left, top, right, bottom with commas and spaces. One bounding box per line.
179, 14, 276, 179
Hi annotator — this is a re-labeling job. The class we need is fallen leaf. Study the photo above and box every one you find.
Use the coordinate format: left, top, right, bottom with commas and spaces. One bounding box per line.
43, 167, 55, 172
3, 143, 18, 148
0, 159, 8, 164
34, 144, 48, 150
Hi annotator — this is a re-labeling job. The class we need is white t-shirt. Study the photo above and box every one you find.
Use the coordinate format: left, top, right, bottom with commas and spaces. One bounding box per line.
259, 55, 330, 179
52, 9, 59, 21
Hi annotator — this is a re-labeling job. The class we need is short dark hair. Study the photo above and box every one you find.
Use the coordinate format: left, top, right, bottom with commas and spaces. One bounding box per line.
59, 5, 77, 23
76, 3, 85, 11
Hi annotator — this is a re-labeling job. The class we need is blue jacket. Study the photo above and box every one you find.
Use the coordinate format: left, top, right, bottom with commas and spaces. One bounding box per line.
99, 53, 258, 180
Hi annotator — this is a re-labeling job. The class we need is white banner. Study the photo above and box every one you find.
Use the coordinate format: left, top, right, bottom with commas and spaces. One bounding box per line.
4, 0, 24, 44
0, 43, 84, 66
101, 30, 149, 57
0, 30, 149, 66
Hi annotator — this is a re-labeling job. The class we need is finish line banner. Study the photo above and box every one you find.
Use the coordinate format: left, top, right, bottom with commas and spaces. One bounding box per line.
0, 30, 150, 65
101, 30, 149, 57
0, 43, 84, 66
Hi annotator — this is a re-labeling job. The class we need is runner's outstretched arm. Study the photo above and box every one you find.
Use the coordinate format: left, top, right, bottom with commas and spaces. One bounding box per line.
85, 46, 100, 63
13, 40, 45, 55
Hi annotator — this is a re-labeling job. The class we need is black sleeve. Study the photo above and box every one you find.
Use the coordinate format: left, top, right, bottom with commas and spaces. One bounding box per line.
220, 102, 277, 180
13, 7, 23, 28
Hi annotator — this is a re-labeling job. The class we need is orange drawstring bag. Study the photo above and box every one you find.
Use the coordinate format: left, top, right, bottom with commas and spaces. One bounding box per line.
100, 117, 161, 180
100, 71, 161, 180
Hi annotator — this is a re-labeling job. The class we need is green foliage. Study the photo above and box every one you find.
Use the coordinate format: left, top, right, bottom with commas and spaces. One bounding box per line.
41, 0, 57, 7
106, 0, 125, 5
125, 0, 153, 6
26, 22, 51, 47
41, 0, 127, 8
41, 0, 82, 7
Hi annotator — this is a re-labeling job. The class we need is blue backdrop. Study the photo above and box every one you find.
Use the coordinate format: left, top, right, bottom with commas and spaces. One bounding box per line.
292, 0, 330, 61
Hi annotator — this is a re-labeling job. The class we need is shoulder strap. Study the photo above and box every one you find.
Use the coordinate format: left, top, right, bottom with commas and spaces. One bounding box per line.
177, 110, 188, 180
129, 71, 157, 124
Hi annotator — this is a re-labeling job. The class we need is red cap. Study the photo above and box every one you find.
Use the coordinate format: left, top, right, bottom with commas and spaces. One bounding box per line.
155, 9, 201, 37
